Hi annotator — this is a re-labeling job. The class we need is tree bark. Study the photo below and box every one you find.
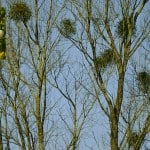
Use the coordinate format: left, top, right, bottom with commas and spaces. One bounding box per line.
110, 112, 119, 150
0, 113, 3, 150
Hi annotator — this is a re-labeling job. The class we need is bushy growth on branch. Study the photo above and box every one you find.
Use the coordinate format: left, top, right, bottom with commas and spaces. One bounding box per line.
137, 71, 150, 94
116, 16, 136, 39
95, 49, 115, 71
9, 1, 32, 22
59, 19, 76, 37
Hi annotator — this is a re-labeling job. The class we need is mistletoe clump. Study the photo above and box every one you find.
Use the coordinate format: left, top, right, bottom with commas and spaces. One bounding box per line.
95, 49, 115, 70
116, 16, 136, 39
9, 1, 32, 22
60, 19, 76, 37
137, 71, 150, 94
0, 7, 6, 20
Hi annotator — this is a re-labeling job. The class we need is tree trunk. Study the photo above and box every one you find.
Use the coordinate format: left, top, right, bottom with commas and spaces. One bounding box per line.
35, 95, 44, 150
37, 122, 44, 150
0, 113, 3, 150
110, 113, 119, 150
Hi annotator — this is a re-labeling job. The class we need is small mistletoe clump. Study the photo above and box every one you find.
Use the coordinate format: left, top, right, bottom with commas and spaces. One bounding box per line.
0, 7, 6, 20
128, 131, 138, 148
137, 71, 150, 94
95, 49, 115, 70
60, 19, 76, 37
116, 16, 136, 39
9, 1, 32, 22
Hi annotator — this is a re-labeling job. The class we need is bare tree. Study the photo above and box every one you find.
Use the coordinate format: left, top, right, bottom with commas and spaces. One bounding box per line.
0, 0, 149, 150
0, 0, 67, 150
58, 0, 150, 149
49, 59, 98, 149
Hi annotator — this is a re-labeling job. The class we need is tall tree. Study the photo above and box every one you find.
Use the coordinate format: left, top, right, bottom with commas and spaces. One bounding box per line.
0, 0, 66, 149
59, 0, 150, 149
